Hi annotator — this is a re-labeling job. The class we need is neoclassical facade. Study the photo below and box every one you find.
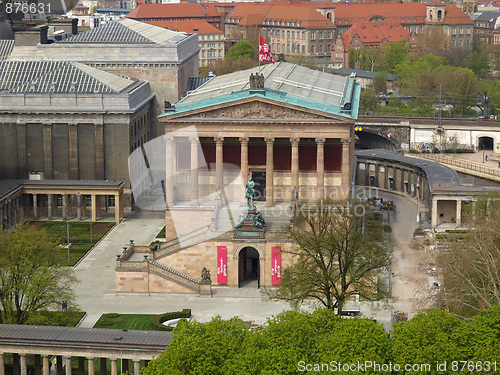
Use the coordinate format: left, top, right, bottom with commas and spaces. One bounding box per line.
116, 62, 361, 293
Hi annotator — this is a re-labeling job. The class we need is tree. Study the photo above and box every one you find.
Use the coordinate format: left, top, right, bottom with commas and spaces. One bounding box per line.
372, 72, 387, 94
199, 57, 257, 77
360, 47, 380, 72
468, 51, 491, 78
392, 309, 470, 374
378, 39, 409, 73
435, 194, 500, 318
268, 200, 392, 313
348, 49, 360, 69
225, 40, 255, 61
0, 224, 77, 324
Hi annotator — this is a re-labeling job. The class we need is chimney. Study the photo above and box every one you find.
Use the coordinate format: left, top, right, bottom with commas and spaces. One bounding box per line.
72, 18, 78, 35
40, 25, 48, 44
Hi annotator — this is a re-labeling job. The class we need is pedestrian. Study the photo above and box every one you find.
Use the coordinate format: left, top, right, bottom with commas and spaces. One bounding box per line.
485, 155, 488, 161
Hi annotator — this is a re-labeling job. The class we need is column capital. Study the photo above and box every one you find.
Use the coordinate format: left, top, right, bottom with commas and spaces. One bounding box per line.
189, 137, 199, 145
341, 138, 351, 146
214, 136, 224, 145
315, 137, 326, 145
290, 137, 300, 146
265, 137, 274, 145
239, 137, 249, 145
164, 136, 174, 145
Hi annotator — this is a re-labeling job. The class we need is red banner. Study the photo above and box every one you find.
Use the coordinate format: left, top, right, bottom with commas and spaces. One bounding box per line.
217, 246, 227, 284
259, 35, 275, 64
271, 246, 281, 285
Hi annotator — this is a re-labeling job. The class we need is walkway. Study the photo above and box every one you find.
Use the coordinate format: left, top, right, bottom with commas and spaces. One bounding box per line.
73, 211, 295, 329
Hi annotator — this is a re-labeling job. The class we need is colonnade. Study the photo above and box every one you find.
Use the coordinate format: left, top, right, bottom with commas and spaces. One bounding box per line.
165, 136, 351, 206
0, 352, 146, 375
0, 194, 21, 229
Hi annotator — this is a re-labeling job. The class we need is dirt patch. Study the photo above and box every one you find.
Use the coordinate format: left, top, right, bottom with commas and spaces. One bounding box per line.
90, 223, 110, 233
27, 222, 45, 229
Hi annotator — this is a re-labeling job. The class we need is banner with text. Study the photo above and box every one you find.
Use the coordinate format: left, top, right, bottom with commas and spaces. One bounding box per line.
271, 246, 281, 285
217, 246, 227, 284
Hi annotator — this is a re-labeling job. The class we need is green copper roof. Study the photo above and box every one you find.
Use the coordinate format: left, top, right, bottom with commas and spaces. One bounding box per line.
159, 62, 360, 121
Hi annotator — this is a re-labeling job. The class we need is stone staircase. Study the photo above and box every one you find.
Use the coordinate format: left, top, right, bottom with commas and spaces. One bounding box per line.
148, 260, 201, 293
154, 225, 210, 260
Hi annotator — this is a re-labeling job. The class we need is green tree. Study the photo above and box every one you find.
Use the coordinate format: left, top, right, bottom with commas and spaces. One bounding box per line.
372, 72, 387, 94
359, 88, 379, 113
466, 305, 500, 365
142, 317, 251, 375
468, 51, 491, 78
379, 39, 409, 73
268, 200, 392, 313
348, 49, 360, 69
360, 48, 379, 71
392, 309, 470, 374
0, 224, 77, 324
225, 40, 255, 61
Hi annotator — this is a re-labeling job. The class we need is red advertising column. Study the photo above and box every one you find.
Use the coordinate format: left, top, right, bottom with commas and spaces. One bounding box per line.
271, 246, 281, 285
217, 246, 227, 284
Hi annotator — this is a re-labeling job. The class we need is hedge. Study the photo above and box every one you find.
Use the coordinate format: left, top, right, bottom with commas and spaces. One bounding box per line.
151, 309, 192, 331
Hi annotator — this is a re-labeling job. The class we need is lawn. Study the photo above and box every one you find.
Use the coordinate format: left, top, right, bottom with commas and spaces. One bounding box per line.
29, 221, 115, 266
93, 313, 158, 330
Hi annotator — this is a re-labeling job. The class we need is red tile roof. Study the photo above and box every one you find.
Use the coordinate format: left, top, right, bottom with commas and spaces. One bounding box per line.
145, 20, 223, 34
342, 20, 409, 49
333, 2, 472, 26
227, 3, 333, 28
127, 3, 220, 20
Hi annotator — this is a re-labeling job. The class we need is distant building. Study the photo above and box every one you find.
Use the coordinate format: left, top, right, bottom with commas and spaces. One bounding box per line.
225, 2, 335, 61
127, 3, 224, 30
0, 60, 154, 208
331, 21, 412, 69
332, 1, 474, 50
145, 20, 224, 66
471, 10, 500, 44
8, 18, 199, 138
334, 68, 398, 91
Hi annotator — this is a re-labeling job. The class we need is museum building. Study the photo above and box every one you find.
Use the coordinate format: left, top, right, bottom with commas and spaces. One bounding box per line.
115, 62, 361, 294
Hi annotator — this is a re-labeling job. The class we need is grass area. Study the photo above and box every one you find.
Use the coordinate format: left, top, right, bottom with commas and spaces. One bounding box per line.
30, 221, 115, 266
156, 226, 166, 238
26, 310, 86, 327
93, 313, 157, 330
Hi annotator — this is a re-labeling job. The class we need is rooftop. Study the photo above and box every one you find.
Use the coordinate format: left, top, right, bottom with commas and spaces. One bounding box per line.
145, 20, 223, 34
341, 21, 409, 48
127, 3, 220, 20
161, 62, 360, 120
334, 68, 398, 81
0, 60, 136, 94
62, 18, 188, 45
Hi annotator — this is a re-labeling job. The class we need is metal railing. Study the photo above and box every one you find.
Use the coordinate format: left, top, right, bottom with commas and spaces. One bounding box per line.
413, 153, 500, 177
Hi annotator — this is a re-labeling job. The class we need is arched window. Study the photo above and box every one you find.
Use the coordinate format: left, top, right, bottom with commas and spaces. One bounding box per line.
327, 12, 332, 19
437, 10, 442, 21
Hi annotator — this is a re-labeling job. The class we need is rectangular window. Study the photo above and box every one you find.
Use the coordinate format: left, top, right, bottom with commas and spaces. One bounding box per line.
459, 27, 463, 35
292, 31, 295, 39
277, 44, 280, 52
311, 45, 315, 53
282, 30, 285, 38
302, 45, 305, 53
327, 31, 332, 39
311, 32, 315, 40
302, 31, 305, 40
319, 31, 324, 39
467, 26, 471, 34
287, 30, 290, 39
287, 44, 290, 52
452, 27, 456, 35
319, 44, 323, 53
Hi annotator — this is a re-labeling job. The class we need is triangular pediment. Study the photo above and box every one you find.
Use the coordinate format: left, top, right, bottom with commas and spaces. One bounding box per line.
161, 96, 353, 122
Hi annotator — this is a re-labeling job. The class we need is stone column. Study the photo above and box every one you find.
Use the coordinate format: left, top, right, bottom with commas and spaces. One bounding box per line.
190, 137, 199, 204
34, 355, 41, 375
69, 125, 79, 180
95, 124, 104, 180
114, 192, 123, 223
215, 137, 224, 191
64, 357, 71, 375
315, 138, 325, 199
17, 124, 27, 179
42, 356, 50, 375
91, 195, 101, 222
0, 352, 3, 375
110, 359, 118, 375
133, 360, 141, 375
43, 124, 53, 179
87, 358, 95, 375
290, 138, 300, 198
431, 198, 438, 228
20, 354, 27, 375
239, 137, 249, 185
456, 199, 461, 227
62, 194, 68, 221
33, 194, 38, 220
47, 194, 53, 220
341, 138, 351, 193
77, 194, 82, 221
265, 137, 274, 207
165, 136, 175, 205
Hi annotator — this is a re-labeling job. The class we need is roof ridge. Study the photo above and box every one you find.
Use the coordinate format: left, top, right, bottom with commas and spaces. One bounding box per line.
71, 61, 135, 93
3, 60, 65, 93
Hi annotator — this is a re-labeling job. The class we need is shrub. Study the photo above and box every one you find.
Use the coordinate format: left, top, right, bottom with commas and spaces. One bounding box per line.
99, 320, 115, 327
151, 309, 192, 332
104, 313, 120, 318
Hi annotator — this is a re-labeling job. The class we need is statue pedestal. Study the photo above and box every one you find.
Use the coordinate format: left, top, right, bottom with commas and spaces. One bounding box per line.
199, 281, 212, 297
233, 208, 266, 239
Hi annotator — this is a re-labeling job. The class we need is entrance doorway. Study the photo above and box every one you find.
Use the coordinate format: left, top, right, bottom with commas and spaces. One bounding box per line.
478, 136, 494, 150
238, 247, 260, 288
251, 171, 266, 201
